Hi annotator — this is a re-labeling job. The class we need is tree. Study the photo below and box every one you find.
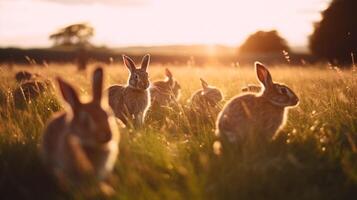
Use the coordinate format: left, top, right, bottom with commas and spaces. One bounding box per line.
309, 0, 357, 65
239, 30, 290, 54
49, 23, 94, 71
49, 23, 94, 47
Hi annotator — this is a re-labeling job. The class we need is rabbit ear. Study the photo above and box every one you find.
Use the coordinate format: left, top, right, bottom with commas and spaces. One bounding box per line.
165, 68, 174, 86
200, 78, 209, 89
141, 54, 150, 71
92, 67, 103, 104
57, 77, 81, 110
123, 55, 136, 72
255, 62, 273, 89
165, 68, 173, 79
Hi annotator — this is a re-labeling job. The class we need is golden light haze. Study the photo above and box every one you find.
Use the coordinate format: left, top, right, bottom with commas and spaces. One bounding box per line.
0, 0, 330, 49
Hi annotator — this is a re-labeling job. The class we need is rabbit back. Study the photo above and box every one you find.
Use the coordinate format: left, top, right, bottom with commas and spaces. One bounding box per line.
190, 89, 205, 108
150, 81, 173, 107
108, 85, 125, 113
15, 71, 33, 82
191, 88, 222, 110
217, 94, 286, 142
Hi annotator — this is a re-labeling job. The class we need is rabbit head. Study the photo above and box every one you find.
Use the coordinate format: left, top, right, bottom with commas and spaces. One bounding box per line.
58, 67, 114, 145
200, 78, 223, 106
255, 62, 299, 107
165, 68, 175, 87
165, 68, 181, 99
123, 54, 150, 90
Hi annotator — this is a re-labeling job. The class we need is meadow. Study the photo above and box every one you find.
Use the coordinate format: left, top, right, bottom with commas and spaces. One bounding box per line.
0, 63, 357, 200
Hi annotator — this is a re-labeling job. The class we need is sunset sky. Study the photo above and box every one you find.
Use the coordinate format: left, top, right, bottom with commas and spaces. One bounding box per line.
0, 0, 330, 49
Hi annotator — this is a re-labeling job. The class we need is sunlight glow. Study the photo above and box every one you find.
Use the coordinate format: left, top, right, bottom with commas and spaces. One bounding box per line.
0, 0, 331, 49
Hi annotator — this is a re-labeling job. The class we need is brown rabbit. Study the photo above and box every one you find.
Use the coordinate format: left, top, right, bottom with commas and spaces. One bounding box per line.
172, 79, 181, 100
41, 67, 120, 190
15, 70, 33, 82
13, 80, 52, 108
150, 68, 181, 108
108, 55, 151, 128
190, 78, 223, 113
216, 62, 299, 143
15, 70, 42, 83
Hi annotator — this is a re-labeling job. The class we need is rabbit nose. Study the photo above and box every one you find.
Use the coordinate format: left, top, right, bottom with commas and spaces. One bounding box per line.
292, 96, 299, 104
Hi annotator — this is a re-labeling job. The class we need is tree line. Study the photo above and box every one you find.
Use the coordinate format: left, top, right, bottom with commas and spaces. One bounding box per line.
2, 0, 355, 68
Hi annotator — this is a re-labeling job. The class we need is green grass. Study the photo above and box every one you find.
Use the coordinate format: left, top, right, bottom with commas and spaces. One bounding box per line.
0, 64, 357, 200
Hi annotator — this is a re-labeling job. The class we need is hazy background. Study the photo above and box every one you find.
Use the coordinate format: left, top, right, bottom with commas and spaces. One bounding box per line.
0, 0, 330, 52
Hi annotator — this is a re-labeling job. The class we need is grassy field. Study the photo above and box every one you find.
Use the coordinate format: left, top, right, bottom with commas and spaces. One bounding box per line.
0, 63, 357, 200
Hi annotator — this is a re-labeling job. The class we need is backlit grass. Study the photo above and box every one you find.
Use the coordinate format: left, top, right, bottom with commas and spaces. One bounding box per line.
0, 63, 356, 200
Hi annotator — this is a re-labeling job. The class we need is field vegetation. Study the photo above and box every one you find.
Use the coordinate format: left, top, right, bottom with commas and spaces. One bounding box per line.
0, 63, 357, 200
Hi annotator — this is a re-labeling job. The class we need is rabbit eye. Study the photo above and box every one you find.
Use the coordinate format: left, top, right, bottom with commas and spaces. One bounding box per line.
134, 74, 139, 79
280, 87, 287, 94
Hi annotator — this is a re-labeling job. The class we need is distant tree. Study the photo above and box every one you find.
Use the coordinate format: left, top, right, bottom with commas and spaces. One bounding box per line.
239, 30, 290, 54
49, 23, 94, 47
49, 23, 94, 71
309, 0, 357, 65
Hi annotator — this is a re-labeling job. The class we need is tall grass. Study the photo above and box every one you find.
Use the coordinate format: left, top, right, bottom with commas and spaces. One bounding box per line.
0, 64, 356, 200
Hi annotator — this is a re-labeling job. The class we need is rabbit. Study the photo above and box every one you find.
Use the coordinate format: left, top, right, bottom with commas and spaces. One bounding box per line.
150, 68, 181, 108
15, 70, 42, 83
190, 78, 223, 113
241, 84, 262, 93
172, 79, 181, 100
41, 67, 120, 190
216, 62, 299, 143
13, 80, 52, 108
108, 54, 151, 128
15, 70, 33, 82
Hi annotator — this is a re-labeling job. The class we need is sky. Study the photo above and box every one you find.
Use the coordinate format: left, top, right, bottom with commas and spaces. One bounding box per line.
0, 0, 331, 49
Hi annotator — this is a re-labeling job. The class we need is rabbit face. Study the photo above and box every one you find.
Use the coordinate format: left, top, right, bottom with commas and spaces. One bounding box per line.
72, 103, 113, 144
123, 54, 150, 90
264, 83, 299, 107
255, 62, 299, 108
129, 70, 150, 90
